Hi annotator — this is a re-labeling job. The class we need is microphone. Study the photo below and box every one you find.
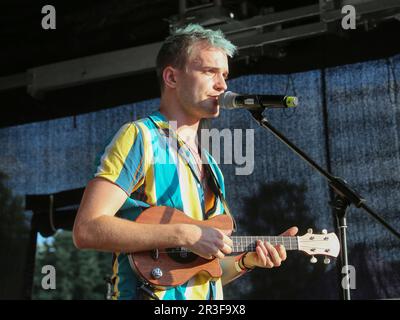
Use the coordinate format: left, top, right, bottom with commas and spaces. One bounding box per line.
218, 91, 298, 110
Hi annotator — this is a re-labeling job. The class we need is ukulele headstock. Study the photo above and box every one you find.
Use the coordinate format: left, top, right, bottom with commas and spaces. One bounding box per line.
298, 228, 340, 264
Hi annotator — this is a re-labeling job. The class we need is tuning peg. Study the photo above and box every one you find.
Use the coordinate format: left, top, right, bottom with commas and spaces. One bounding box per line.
310, 256, 317, 264
307, 228, 313, 234
322, 229, 327, 234
324, 257, 331, 264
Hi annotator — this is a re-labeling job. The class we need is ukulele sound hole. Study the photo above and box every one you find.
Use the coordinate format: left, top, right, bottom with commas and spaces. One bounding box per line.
166, 248, 198, 264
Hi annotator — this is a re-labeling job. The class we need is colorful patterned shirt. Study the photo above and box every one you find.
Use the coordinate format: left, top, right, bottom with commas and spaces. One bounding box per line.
94, 110, 227, 300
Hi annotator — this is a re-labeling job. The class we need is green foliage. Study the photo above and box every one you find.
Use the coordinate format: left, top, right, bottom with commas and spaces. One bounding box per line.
32, 230, 113, 300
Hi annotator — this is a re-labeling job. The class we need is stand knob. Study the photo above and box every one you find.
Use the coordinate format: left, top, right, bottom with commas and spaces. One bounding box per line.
324, 257, 331, 264
310, 256, 317, 264
151, 267, 163, 279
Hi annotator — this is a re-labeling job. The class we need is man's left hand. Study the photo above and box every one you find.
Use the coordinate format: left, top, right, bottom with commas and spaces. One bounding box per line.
244, 226, 298, 269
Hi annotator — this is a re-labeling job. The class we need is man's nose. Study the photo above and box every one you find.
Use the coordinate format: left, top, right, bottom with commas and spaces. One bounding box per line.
214, 74, 227, 92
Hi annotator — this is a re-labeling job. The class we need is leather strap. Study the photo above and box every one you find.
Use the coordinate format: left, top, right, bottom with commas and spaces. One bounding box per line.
204, 162, 237, 233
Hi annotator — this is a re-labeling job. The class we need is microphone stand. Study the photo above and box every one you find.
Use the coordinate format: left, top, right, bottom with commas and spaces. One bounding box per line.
248, 110, 400, 300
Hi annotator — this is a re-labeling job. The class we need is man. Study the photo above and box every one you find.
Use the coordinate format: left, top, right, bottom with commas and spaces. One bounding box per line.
73, 24, 298, 300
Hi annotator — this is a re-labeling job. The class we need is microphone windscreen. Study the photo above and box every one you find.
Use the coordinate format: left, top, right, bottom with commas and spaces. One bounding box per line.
284, 96, 298, 107
218, 91, 238, 109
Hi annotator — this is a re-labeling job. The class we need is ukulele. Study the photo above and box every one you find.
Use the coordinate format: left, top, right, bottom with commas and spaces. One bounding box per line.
128, 206, 340, 287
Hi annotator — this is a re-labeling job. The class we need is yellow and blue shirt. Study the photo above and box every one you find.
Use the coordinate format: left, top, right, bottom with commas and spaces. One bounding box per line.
94, 110, 226, 300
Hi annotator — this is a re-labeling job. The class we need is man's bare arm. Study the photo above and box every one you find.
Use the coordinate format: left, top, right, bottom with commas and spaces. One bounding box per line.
72, 177, 232, 258
72, 177, 190, 253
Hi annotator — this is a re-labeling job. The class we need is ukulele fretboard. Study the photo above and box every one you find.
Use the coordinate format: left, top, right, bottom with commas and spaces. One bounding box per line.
231, 236, 299, 252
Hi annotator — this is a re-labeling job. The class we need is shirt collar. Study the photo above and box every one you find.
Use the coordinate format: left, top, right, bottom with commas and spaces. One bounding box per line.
148, 110, 181, 141
148, 110, 203, 182
148, 110, 167, 122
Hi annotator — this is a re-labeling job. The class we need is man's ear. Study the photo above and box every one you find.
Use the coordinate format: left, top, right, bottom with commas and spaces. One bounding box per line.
163, 66, 178, 89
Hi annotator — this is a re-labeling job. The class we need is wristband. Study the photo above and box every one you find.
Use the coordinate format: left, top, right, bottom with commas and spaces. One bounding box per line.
240, 252, 255, 271
234, 253, 246, 273
234, 252, 254, 273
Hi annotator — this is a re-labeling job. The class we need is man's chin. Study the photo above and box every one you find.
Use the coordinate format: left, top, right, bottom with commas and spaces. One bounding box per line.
203, 108, 219, 119
212, 109, 220, 118
196, 102, 220, 119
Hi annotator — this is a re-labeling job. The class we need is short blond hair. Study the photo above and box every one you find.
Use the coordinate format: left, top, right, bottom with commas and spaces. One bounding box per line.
156, 24, 237, 91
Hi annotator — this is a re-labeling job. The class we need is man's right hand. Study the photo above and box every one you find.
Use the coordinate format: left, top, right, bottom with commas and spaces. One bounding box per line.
181, 224, 233, 260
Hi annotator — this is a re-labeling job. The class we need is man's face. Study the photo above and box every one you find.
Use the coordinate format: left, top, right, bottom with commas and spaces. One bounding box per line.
174, 42, 229, 119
